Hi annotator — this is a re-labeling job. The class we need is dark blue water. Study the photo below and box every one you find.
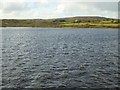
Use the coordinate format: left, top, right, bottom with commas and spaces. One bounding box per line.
2, 28, 119, 88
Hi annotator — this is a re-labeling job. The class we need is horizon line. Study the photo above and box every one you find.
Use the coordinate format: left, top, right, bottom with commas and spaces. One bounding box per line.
0, 15, 118, 20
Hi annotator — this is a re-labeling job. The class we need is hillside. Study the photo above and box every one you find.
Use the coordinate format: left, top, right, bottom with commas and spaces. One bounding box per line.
1, 16, 119, 28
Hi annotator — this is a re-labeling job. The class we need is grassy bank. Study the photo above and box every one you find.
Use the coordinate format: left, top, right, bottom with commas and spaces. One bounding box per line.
58, 23, 118, 28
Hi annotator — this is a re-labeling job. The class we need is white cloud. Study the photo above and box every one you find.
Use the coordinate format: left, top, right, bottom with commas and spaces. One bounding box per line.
0, 0, 119, 19
53, 1, 118, 18
37, 0, 49, 4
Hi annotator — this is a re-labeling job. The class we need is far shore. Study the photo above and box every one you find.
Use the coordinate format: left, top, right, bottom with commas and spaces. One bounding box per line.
1, 16, 119, 29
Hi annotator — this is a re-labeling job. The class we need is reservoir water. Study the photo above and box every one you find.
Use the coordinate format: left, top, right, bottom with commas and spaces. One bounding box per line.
2, 28, 119, 89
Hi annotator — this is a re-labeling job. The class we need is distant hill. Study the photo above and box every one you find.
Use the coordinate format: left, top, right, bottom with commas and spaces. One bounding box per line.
49, 16, 117, 22
1, 16, 119, 28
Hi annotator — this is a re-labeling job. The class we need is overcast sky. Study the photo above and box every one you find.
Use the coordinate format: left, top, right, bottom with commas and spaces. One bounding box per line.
0, 0, 119, 19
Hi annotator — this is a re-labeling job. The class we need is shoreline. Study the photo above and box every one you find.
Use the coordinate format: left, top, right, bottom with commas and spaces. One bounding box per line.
1, 16, 119, 29
1, 26, 119, 29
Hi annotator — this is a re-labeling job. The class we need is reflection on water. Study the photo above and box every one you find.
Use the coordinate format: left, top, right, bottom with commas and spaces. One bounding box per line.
2, 28, 119, 88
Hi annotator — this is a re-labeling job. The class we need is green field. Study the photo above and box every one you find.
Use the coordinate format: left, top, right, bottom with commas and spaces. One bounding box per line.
59, 22, 118, 28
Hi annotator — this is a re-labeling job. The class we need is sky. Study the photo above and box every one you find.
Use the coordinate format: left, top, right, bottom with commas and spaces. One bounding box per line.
0, 0, 119, 19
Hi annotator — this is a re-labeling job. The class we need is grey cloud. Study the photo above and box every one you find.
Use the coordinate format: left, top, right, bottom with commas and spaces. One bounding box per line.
56, 2, 118, 18
0, 1, 118, 19
1, 2, 42, 14
91, 2, 118, 12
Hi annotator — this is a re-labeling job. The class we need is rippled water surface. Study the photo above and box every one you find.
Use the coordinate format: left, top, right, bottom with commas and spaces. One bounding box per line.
2, 28, 118, 88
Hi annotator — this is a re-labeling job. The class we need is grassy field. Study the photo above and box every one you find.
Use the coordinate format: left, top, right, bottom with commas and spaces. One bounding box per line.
1, 16, 119, 28
59, 22, 118, 28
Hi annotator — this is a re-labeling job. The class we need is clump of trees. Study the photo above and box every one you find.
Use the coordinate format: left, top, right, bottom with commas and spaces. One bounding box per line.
53, 19, 66, 23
